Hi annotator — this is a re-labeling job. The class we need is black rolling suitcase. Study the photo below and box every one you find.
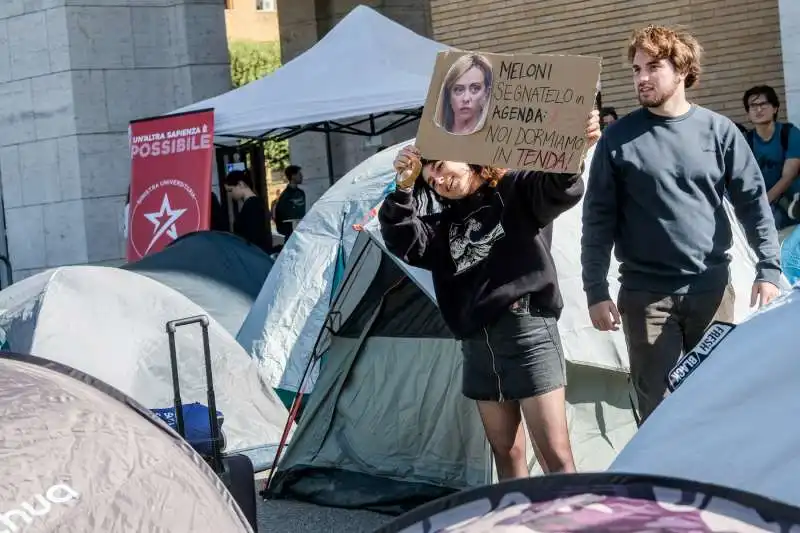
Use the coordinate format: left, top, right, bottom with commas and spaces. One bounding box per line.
166, 315, 259, 532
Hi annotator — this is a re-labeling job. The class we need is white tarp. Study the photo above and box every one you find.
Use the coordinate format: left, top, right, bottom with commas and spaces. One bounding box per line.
608, 286, 799, 507
240, 139, 773, 395
170, 5, 448, 141
0, 266, 291, 470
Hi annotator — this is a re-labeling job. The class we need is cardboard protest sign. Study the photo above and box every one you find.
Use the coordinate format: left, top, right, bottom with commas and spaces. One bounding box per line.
416, 51, 602, 173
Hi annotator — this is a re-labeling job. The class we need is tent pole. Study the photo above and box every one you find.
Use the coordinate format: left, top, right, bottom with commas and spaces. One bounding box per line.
325, 122, 335, 185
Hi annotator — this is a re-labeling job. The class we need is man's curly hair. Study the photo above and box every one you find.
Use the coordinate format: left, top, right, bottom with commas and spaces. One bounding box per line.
628, 24, 703, 89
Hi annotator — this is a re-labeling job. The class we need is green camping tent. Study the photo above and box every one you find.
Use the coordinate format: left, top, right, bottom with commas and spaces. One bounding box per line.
266, 230, 638, 514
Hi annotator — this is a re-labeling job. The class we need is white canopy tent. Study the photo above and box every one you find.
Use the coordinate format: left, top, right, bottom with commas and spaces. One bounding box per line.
170, 5, 449, 145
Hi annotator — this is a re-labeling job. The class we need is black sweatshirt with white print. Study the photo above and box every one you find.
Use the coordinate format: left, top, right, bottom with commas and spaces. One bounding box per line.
378, 169, 584, 339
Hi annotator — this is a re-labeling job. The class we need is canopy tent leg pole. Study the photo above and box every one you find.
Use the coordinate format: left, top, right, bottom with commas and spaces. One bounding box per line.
262, 376, 306, 495
261, 326, 323, 496
261, 235, 375, 497
325, 122, 335, 186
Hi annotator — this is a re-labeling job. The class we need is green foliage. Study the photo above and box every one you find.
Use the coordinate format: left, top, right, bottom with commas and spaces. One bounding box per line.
229, 40, 289, 170
229, 40, 281, 87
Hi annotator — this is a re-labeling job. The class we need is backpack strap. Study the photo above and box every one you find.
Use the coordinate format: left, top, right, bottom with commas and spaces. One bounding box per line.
780, 122, 792, 155
745, 128, 755, 149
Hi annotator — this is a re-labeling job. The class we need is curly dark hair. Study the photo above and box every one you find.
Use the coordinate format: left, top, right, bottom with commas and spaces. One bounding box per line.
628, 24, 703, 89
224, 169, 254, 189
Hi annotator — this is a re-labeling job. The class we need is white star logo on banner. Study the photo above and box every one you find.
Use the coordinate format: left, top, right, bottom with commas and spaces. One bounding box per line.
143, 194, 187, 255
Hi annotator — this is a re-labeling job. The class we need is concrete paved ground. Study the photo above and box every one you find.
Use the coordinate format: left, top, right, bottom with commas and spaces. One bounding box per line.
256, 498, 391, 532
252, 471, 392, 532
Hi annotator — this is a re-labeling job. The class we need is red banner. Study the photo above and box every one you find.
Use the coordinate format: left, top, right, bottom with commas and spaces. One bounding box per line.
127, 109, 215, 261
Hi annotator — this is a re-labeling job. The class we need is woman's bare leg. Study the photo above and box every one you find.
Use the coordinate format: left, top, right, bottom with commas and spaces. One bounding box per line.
519, 386, 575, 473
529, 438, 550, 473
475, 400, 529, 480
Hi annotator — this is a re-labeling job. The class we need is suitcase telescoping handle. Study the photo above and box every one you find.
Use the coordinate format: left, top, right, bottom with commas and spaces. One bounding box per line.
166, 315, 224, 472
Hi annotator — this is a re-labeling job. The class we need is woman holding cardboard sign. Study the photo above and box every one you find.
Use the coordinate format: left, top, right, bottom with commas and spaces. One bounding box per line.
378, 110, 601, 477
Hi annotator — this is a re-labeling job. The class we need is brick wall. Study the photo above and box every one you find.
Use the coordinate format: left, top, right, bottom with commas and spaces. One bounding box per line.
430, 0, 788, 124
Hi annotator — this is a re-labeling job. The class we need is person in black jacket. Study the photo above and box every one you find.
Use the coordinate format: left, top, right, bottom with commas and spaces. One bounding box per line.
273, 165, 306, 239
223, 170, 273, 254
378, 111, 601, 478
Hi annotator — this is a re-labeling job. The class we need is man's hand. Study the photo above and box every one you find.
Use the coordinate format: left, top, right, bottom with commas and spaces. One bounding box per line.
750, 281, 780, 308
585, 110, 601, 150
589, 300, 621, 331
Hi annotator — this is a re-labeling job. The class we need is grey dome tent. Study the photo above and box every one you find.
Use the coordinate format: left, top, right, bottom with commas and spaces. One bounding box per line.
0, 265, 291, 472
122, 231, 274, 336
0, 352, 253, 533
265, 229, 637, 514
376, 472, 800, 532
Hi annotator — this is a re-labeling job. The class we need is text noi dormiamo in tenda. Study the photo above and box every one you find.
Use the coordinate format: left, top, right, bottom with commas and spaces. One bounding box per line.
485, 125, 585, 171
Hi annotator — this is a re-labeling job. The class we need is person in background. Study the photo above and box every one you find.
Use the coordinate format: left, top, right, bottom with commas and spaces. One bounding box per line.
600, 107, 618, 130
223, 170, 273, 254
209, 190, 227, 232
742, 85, 800, 229
582, 25, 782, 424
273, 165, 306, 239
378, 111, 601, 478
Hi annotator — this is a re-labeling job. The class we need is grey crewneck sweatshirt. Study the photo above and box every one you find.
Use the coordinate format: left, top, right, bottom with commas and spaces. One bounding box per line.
581, 105, 782, 305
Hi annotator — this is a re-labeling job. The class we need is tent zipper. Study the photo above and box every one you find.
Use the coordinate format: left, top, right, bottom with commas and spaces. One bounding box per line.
483, 328, 504, 402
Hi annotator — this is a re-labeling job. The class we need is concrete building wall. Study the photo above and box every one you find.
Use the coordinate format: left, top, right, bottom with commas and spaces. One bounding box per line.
0, 0, 231, 282
225, 0, 280, 43
430, 0, 789, 126
779, 0, 800, 124
276, 0, 433, 206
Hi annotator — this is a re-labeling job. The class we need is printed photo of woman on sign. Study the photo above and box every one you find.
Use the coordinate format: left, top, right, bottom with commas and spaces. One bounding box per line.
434, 53, 493, 136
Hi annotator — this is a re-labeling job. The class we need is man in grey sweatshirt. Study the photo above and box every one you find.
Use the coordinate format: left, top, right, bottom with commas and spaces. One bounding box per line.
581, 25, 782, 423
